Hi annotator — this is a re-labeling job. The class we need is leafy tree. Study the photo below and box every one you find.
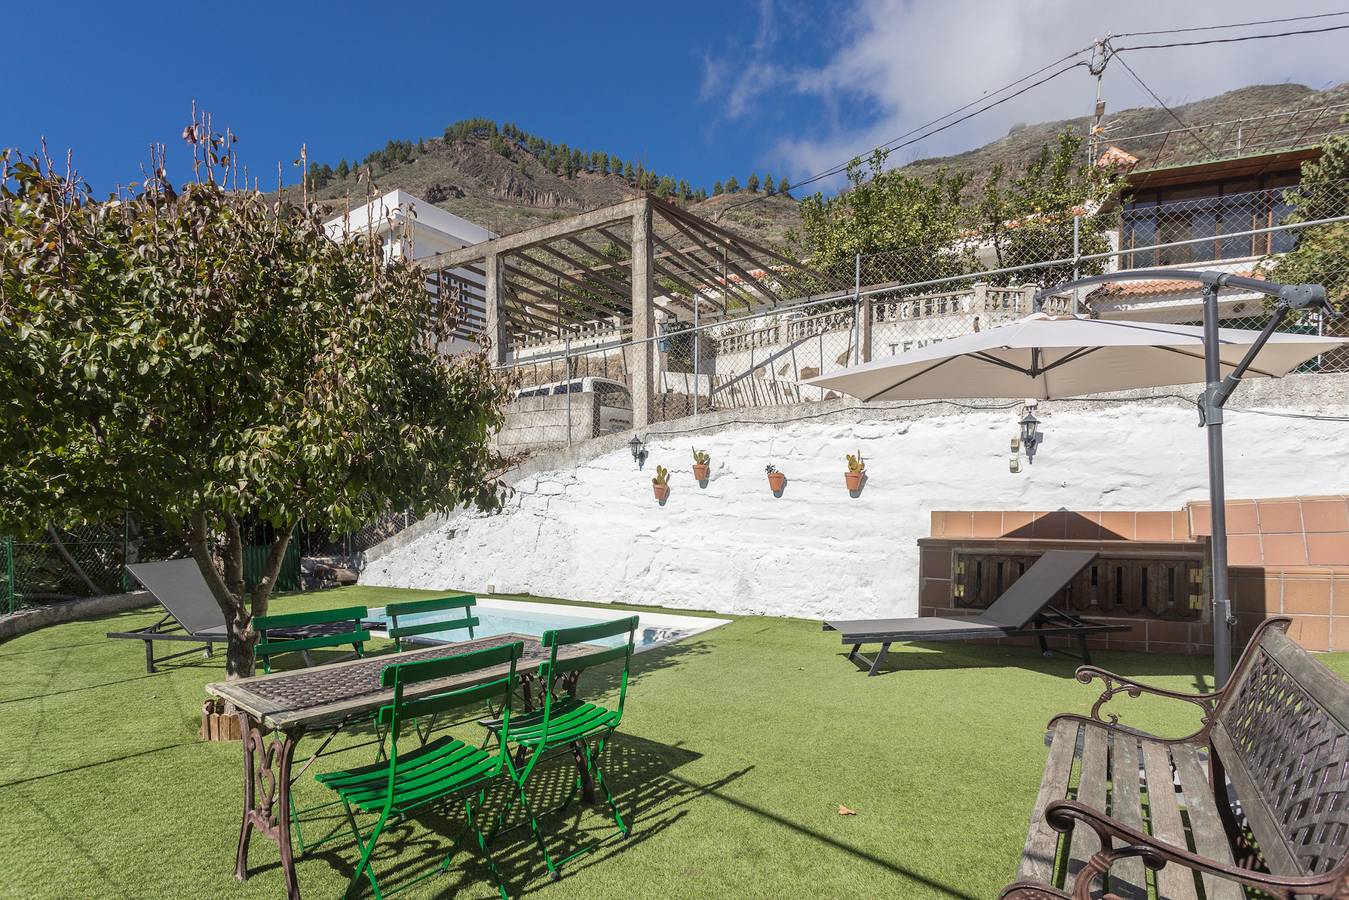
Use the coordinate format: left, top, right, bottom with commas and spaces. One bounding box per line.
974, 131, 1119, 285
778, 176, 791, 196
747, 172, 760, 193
796, 147, 973, 287
1270, 132, 1349, 311
725, 176, 740, 193
0, 135, 511, 679
764, 172, 776, 195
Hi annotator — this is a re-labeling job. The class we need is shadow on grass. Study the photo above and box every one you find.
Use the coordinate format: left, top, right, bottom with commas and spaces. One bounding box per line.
293, 732, 727, 897
839, 640, 1218, 692
0, 742, 193, 789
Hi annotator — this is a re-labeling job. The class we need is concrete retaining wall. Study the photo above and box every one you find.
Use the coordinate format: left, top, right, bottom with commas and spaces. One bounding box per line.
362, 374, 1349, 622
0, 591, 151, 642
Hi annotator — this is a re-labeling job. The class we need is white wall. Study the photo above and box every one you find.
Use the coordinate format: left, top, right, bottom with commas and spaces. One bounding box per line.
361, 382, 1349, 621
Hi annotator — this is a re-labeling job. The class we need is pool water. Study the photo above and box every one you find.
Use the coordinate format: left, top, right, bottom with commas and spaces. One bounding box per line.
368, 600, 690, 649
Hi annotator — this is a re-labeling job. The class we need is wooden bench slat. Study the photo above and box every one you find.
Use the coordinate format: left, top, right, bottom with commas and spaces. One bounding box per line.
1066, 724, 1108, 897
1019, 719, 1080, 884
1170, 744, 1241, 900
1171, 744, 1244, 900
1108, 734, 1147, 900
1140, 740, 1198, 900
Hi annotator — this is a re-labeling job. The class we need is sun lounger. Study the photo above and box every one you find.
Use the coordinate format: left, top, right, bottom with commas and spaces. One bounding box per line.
823, 549, 1126, 675
107, 559, 374, 673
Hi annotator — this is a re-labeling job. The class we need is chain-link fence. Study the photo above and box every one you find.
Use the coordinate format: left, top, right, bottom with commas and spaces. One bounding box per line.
490, 179, 1349, 450
2, 520, 130, 613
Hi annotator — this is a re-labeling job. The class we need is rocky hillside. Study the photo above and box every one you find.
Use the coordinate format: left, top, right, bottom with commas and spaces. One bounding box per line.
296, 81, 1347, 246
896, 81, 1349, 188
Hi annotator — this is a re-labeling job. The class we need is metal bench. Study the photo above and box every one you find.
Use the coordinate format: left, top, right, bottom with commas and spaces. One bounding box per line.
1003, 617, 1349, 899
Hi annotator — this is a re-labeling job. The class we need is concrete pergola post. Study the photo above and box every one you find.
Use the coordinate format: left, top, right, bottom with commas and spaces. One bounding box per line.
630, 202, 655, 427
482, 252, 508, 366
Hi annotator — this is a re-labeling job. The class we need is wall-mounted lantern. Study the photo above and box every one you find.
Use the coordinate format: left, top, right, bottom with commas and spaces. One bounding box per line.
1019, 409, 1041, 463
628, 434, 647, 468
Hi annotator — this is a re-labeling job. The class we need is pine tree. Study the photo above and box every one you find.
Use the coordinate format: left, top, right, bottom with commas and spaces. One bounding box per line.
624, 161, 635, 180
764, 172, 775, 195
335, 159, 350, 179
725, 176, 740, 193
713, 180, 723, 196
599, 155, 610, 175
611, 154, 623, 175
778, 176, 791, 196
747, 172, 760, 193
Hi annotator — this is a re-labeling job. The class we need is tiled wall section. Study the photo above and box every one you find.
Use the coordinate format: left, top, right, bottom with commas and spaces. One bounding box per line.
924, 495, 1349, 653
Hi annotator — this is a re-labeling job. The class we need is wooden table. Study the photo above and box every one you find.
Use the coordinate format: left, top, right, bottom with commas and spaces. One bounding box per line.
206, 633, 582, 900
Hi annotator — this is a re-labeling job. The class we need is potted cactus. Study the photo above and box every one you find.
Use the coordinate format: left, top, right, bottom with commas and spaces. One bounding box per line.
652, 465, 670, 501
765, 464, 786, 493
692, 448, 711, 483
845, 451, 866, 491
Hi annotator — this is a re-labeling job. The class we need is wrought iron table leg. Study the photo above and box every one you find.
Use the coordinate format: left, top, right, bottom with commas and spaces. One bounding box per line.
236, 713, 304, 899
571, 741, 596, 803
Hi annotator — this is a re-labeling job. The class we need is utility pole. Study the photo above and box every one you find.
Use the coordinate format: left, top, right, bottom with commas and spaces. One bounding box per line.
1087, 35, 1112, 163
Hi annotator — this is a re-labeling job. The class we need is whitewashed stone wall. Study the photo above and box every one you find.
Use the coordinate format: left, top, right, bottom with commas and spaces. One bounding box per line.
362, 376, 1349, 621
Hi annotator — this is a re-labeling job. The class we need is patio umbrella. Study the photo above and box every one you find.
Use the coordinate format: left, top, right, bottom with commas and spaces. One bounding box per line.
802, 269, 1343, 684
803, 312, 1341, 402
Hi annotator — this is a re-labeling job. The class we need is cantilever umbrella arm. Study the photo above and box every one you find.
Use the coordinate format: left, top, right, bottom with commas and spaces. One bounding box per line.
1032, 268, 1333, 687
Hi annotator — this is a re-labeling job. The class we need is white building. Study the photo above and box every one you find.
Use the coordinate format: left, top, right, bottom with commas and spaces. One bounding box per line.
325, 190, 495, 356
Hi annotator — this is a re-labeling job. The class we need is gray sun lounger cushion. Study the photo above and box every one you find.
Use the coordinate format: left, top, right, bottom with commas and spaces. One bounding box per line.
110, 558, 377, 673
822, 549, 1122, 675
125, 559, 230, 636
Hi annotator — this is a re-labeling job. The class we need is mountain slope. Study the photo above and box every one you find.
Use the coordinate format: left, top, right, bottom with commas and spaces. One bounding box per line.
296, 81, 1347, 246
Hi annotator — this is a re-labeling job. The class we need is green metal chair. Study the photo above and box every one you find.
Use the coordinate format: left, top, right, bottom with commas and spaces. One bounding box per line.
487, 616, 639, 880
315, 641, 526, 900
253, 605, 370, 674
384, 594, 478, 652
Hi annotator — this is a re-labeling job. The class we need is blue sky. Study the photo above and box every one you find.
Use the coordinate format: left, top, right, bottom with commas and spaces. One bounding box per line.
5, 0, 1349, 198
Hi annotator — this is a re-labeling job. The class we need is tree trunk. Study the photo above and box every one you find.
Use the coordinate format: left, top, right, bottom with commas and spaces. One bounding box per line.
186, 510, 294, 681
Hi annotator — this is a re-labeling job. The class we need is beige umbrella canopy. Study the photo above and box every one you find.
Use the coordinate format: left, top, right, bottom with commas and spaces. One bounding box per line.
802, 313, 1345, 402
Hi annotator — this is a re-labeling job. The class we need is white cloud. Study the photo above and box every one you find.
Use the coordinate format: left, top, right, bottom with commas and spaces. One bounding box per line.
705, 0, 1349, 189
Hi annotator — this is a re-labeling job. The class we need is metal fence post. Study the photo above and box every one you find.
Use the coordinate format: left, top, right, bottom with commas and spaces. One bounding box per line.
692, 300, 700, 419
1071, 213, 1081, 315
851, 252, 862, 364
3, 536, 12, 614
121, 511, 130, 592
565, 336, 572, 447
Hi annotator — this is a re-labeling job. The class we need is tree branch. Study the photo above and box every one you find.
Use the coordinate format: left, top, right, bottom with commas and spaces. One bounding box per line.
221, 511, 245, 598
248, 522, 294, 614
45, 523, 102, 596
187, 509, 243, 623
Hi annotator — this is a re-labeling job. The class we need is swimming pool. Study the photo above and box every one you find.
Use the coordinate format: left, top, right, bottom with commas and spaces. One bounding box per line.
368, 596, 729, 651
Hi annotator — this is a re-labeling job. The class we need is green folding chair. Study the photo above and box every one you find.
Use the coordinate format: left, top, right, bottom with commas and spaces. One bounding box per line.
486, 616, 639, 880
253, 605, 370, 674
315, 641, 526, 900
384, 594, 478, 652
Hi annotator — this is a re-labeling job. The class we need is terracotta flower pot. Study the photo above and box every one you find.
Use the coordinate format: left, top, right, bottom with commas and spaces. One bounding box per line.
692, 463, 710, 482
767, 471, 787, 493
653, 483, 669, 501
844, 470, 864, 491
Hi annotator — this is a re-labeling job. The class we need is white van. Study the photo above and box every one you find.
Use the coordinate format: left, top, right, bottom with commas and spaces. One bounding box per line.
515, 377, 633, 435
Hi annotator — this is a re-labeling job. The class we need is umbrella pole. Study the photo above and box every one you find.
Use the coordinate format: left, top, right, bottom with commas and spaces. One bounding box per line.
1202, 286, 1234, 687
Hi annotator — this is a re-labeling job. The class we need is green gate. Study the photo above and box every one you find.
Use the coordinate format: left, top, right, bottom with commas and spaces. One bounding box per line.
243, 540, 301, 593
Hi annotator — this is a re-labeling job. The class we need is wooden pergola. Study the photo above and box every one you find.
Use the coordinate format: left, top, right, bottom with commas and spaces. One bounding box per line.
419, 194, 843, 425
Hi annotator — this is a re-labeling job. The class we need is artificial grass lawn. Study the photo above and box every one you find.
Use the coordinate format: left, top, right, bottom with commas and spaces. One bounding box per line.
4, 589, 1343, 900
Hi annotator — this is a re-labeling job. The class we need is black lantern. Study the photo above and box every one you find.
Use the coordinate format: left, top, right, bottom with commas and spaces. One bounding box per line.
1019, 411, 1041, 462
628, 434, 646, 468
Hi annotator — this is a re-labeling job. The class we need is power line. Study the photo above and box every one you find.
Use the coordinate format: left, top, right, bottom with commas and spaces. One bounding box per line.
1114, 22, 1349, 52
1109, 48, 1218, 158
1115, 10, 1349, 38
723, 54, 1092, 213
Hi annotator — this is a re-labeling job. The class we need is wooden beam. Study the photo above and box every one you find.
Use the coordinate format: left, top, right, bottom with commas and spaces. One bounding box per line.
510, 250, 631, 310
421, 197, 648, 270
656, 210, 783, 307
503, 268, 627, 323
531, 243, 634, 299
658, 216, 768, 309
650, 234, 727, 314
657, 200, 837, 287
